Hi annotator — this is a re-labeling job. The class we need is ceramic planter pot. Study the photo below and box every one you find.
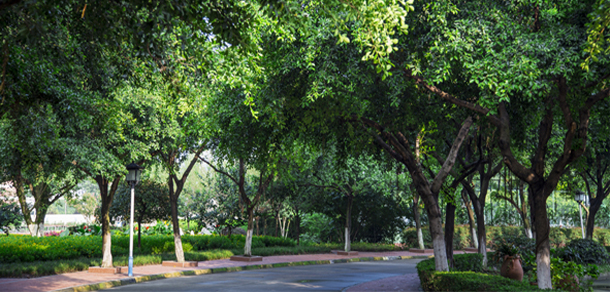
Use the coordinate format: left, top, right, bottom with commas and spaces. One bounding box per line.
500, 255, 524, 281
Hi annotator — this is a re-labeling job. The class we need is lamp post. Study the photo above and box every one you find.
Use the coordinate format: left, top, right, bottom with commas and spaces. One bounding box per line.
125, 163, 143, 277
574, 190, 587, 239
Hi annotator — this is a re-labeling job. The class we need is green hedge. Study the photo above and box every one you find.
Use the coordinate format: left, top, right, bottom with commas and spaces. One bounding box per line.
417, 254, 546, 291
0, 234, 295, 264
0, 250, 234, 277
404, 225, 610, 249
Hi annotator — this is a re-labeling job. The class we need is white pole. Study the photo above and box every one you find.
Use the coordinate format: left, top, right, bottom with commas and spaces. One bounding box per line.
128, 182, 135, 277
578, 203, 585, 239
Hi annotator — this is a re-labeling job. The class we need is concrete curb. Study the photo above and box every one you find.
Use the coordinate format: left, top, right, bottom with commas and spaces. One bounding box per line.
51, 255, 432, 292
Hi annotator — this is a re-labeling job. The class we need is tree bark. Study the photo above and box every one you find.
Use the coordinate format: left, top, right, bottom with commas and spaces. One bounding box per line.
413, 192, 425, 249
461, 189, 477, 249
444, 202, 456, 268
245, 207, 254, 256
533, 190, 552, 288
294, 208, 301, 246
137, 220, 142, 249
519, 181, 533, 238
170, 195, 185, 262
586, 202, 600, 239
96, 175, 121, 268
345, 195, 353, 252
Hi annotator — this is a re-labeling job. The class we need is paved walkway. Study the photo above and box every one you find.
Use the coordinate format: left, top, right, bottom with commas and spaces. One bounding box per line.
0, 250, 455, 292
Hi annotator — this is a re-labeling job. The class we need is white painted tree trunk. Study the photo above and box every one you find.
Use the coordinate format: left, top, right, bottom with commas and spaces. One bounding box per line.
28, 223, 44, 237
279, 217, 286, 238
525, 228, 533, 239
479, 236, 487, 267
244, 229, 253, 256
430, 216, 449, 271
344, 227, 350, 252
432, 237, 449, 271
174, 234, 185, 262
537, 249, 552, 289
471, 227, 478, 249
101, 231, 113, 268
417, 227, 425, 250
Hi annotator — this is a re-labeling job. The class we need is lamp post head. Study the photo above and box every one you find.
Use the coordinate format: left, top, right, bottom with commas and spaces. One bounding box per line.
574, 190, 586, 204
126, 163, 143, 184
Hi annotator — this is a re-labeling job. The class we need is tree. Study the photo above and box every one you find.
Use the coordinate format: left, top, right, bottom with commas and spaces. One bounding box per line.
579, 141, 610, 239
304, 153, 385, 252
395, 1, 610, 287
109, 180, 171, 248
69, 192, 100, 224
199, 157, 274, 256
0, 200, 22, 236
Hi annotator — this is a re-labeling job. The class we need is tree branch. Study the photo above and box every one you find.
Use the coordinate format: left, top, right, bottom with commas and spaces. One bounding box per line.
197, 155, 239, 185
404, 71, 501, 126
431, 116, 473, 194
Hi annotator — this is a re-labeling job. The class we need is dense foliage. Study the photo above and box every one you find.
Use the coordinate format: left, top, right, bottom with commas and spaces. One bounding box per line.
0, 201, 22, 236
560, 239, 610, 265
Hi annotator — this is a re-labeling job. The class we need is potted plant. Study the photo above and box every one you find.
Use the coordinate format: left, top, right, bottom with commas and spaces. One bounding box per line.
497, 243, 524, 281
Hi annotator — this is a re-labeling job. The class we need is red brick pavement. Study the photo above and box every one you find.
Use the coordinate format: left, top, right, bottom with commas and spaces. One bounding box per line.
0, 250, 468, 292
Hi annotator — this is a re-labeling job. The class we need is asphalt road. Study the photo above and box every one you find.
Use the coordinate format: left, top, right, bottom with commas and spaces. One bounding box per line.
103, 258, 424, 292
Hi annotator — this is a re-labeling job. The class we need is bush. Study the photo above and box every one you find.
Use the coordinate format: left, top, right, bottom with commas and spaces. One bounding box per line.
0, 234, 297, 263
453, 253, 483, 272
490, 235, 535, 266
422, 271, 543, 291
560, 238, 610, 265
403, 225, 608, 250
417, 254, 545, 292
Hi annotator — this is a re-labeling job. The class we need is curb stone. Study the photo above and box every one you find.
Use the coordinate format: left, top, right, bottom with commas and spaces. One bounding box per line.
51, 255, 431, 292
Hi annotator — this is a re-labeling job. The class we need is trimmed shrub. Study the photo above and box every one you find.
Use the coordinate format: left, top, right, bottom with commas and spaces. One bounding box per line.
0, 234, 296, 264
561, 238, 610, 265
417, 254, 546, 292
453, 253, 483, 272
423, 271, 542, 291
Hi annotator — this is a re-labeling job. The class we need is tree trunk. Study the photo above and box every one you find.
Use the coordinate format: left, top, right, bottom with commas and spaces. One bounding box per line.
532, 188, 552, 289
444, 202, 456, 268
137, 220, 142, 249
461, 190, 478, 249
413, 193, 425, 249
96, 176, 120, 268
170, 195, 185, 262
345, 196, 353, 252
275, 211, 279, 237
295, 208, 301, 245
429, 214, 449, 271
245, 207, 254, 256
475, 209, 488, 266
256, 216, 259, 236
519, 182, 533, 238
15, 178, 34, 230
528, 187, 536, 239
100, 192, 113, 268
586, 201, 601, 239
